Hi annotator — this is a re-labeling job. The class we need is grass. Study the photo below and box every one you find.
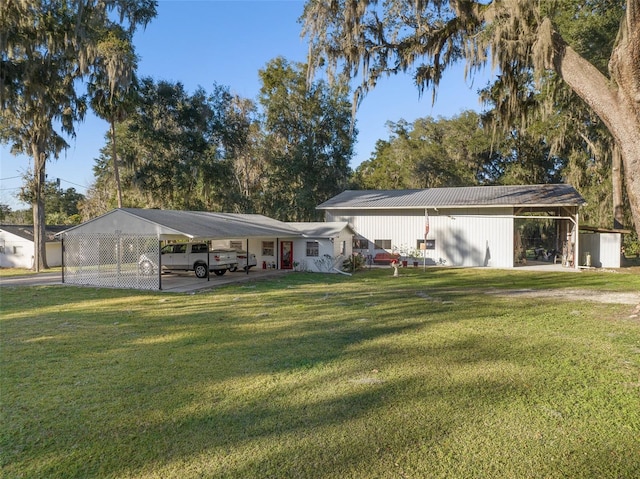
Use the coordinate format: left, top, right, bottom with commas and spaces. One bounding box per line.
0, 267, 61, 277
1, 268, 639, 478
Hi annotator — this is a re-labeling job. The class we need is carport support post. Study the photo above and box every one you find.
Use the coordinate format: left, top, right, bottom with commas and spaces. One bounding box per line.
246, 238, 249, 275
158, 239, 162, 290
61, 236, 65, 284
207, 248, 210, 281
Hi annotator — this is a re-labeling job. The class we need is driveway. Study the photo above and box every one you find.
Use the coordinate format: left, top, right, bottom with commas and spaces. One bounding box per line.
0, 269, 289, 293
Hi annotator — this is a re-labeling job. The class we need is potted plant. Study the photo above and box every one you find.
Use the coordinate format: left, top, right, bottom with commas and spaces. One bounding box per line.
395, 245, 409, 267
408, 247, 420, 266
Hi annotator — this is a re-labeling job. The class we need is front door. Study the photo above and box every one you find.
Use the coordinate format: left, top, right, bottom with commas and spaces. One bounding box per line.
280, 241, 293, 270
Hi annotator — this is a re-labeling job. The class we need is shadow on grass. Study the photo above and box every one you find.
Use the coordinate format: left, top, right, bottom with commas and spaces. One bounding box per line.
2, 270, 639, 478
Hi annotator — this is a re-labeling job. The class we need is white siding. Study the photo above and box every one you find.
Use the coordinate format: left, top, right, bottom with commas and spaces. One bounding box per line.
326, 207, 514, 268
578, 232, 621, 268
0, 231, 34, 268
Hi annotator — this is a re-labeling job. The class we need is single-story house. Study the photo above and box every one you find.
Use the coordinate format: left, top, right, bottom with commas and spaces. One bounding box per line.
0, 225, 67, 269
58, 208, 355, 290
317, 184, 597, 269
288, 222, 355, 272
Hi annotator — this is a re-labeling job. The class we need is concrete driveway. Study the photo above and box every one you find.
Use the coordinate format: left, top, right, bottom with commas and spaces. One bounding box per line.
0, 269, 289, 293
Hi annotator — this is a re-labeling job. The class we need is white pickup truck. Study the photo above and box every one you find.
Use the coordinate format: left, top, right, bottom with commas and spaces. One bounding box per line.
139, 243, 238, 278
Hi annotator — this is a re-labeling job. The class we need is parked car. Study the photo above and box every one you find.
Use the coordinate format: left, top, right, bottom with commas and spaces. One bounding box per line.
139, 243, 238, 278
230, 251, 257, 272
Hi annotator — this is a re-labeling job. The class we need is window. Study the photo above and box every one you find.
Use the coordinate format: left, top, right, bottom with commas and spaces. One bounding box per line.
353, 238, 369, 250
262, 241, 274, 256
230, 241, 243, 251
340, 240, 346, 256
306, 241, 319, 257
417, 239, 436, 250
174, 244, 187, 254
374, 239, 391, 250
12, 246, 23, 256
191, 243, 207, 253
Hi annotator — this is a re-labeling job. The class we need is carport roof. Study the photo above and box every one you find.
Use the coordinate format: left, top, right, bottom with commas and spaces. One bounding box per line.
317, 184, 586, 210
59, 208, 303, 239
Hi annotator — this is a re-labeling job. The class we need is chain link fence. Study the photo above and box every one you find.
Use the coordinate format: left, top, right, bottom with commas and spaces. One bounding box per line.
63, 233, 160, 290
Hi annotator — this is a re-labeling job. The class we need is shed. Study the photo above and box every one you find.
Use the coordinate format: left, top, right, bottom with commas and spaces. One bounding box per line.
578, 226, 630, 268
0, 225, 66, 269
58, 208, 304, 290
317, 185, 586, 269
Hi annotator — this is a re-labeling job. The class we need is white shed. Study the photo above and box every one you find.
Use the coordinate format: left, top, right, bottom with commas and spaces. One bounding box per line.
317, 185, 586, 269
578, 226, 629, 268
0, 225, 66, 269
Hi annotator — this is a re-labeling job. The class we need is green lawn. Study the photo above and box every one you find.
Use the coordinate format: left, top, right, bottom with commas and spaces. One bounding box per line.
2, 268, 639, 478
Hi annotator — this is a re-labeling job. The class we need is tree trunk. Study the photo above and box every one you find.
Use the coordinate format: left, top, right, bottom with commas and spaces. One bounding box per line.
612, 144, 625, 229
111, 117, 123, 208
550, 26, 640, 238
31, 145, 49, 271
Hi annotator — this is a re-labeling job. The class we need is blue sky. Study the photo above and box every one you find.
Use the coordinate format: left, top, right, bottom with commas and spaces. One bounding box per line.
0, 0, 494, 210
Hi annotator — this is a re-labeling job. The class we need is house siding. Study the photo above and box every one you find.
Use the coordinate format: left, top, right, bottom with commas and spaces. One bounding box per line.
326, 207, 514, 268
0, 230, 61, 268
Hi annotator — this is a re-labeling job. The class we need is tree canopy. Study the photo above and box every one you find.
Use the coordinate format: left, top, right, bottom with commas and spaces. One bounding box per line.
0, 0, 157, 269
302, 0, 640, 236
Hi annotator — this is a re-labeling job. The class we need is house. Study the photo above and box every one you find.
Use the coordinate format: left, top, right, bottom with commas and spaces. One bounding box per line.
57, 208, 355, 290
0, 225, 67, 269
287, 222, 355, 272
317, 185, 589, 269
212, 222, 354, 273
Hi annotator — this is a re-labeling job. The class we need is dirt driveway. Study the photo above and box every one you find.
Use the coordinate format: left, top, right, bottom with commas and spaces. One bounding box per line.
486, 288, 640, 305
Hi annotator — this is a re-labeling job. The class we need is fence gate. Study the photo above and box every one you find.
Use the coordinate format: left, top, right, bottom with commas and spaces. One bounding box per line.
63, 233, 160, 290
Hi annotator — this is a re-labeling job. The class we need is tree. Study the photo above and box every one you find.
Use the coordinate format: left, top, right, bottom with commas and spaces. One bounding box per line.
88, 28, 140, 209
0, 0, 156, 270
302, 0, 640, 236
258, 57, 355, 221
353, 111, 498, 189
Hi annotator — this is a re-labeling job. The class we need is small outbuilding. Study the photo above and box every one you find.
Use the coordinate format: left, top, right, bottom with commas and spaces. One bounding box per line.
578, 226, 630, 268
0, 225, 66, 269
317, 185, 587, 269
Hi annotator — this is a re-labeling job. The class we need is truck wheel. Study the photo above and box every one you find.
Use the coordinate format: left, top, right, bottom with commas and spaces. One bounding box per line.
213, 269, 226, 276
229, 266, 238, 272
139, 260, 154, 276
194, 263, 208, 278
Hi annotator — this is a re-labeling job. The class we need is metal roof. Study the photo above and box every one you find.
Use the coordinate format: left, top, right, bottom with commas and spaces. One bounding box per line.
59, 208, 303, 239
287, 222, 354, 238
1, 225, 67, 242
317, 185, 586, 209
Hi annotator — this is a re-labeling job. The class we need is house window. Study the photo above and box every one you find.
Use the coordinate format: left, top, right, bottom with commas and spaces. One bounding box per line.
13, 246, 23, 256
262, 241, 274, 256
353, 238, 368, 250
306, 241, 319, 257
340, 240, 346, 256
374, 239, 391, 250
417, 239, 436, 250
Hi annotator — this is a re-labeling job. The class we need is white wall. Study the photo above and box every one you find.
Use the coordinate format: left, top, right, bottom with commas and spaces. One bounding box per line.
578, 232, 621, 268
326, 207, 514, 268
0, 231, 34, 268
213, 231, 353, 273
46, 242, 62, 267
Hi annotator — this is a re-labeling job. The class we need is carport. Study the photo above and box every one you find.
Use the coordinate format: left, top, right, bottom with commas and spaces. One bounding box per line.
58, 208, 302, 290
